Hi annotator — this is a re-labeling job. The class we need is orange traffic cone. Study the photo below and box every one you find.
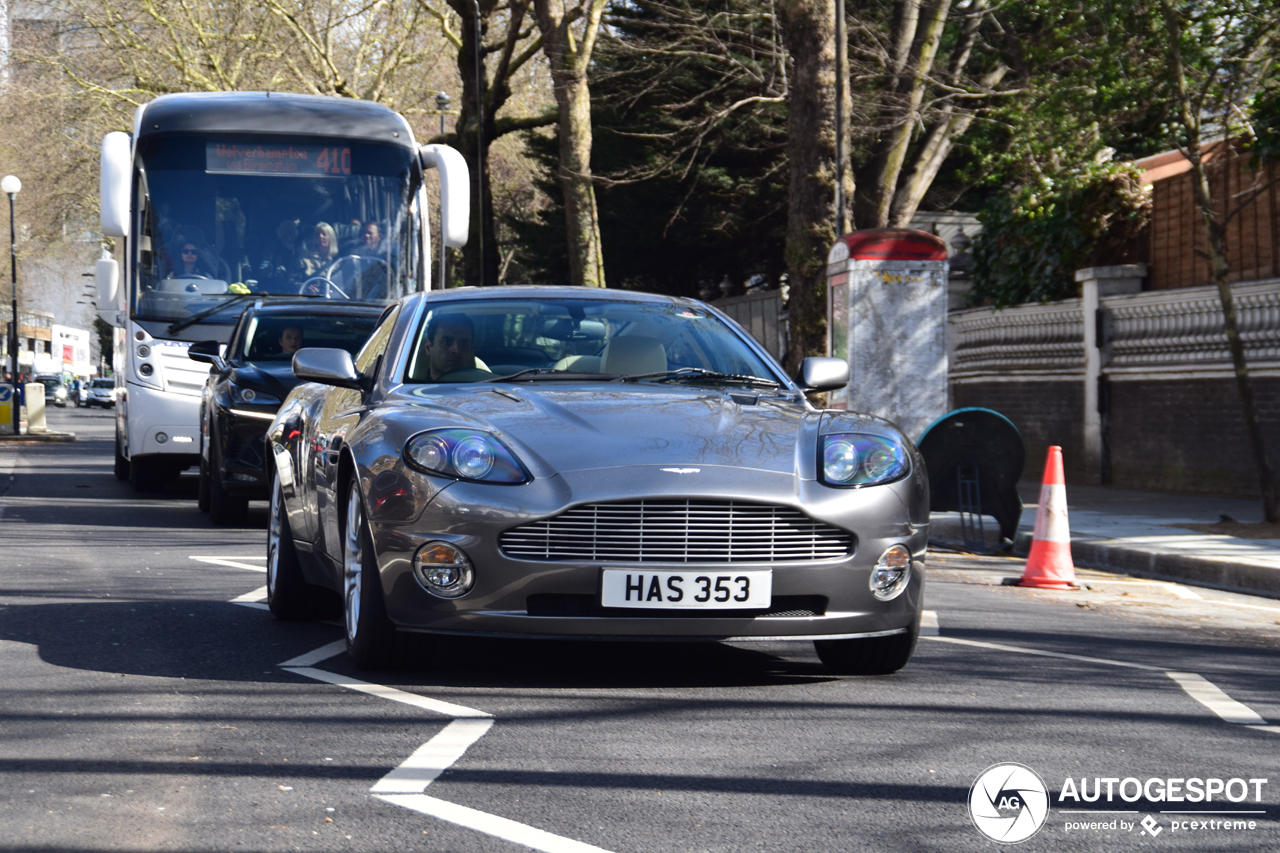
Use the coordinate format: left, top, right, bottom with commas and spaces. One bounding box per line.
1016, 446, 1079, 590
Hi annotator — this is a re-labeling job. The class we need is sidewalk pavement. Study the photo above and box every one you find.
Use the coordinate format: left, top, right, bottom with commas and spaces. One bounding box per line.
930, 481, 1280, 598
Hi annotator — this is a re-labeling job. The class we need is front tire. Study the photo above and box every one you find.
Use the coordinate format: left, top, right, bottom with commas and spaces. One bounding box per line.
114, 431, 130, 481
342, 482, 430, 669
208, 443, 248, 525
267, 473, 310, 619
815, 618, 920, 675
196, 454, 211, 513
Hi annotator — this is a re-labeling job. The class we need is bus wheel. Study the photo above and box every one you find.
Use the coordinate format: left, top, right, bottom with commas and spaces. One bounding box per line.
114, 432, 130, 481
129, 456, 164, 493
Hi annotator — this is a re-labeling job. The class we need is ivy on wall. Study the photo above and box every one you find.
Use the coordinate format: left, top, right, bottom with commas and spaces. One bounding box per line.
969, 159, 1152, 307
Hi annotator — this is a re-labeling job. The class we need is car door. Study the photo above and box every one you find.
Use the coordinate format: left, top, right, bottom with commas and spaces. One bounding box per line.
315, 304, 401, 564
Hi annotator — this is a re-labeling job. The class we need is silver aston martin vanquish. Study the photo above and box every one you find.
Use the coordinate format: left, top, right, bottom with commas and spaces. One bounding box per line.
266, 287, 928, 673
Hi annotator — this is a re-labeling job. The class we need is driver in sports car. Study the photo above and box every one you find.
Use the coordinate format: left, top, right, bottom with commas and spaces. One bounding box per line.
424, 314, 489, 380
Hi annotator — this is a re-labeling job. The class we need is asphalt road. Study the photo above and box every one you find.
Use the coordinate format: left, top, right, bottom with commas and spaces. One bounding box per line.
1, 406, 1277, 852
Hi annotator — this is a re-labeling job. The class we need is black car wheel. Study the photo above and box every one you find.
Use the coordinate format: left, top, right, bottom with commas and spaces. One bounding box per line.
342, 481, 431, 669
267, 472, 311, 619
129, 455, 166, 493
208, 444, 249, 525
113, 431, 130, 481
814, 618, 919, 675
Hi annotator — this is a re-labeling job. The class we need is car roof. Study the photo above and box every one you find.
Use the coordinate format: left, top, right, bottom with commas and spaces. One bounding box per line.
418, 285, 699, 308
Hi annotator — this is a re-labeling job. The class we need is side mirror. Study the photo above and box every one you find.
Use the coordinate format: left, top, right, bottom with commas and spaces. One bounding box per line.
187, 339, 226, 372
419, 144, 470, 248
100, 132, 132, 238
798, 357, 849, 392
292, 347, 365, 391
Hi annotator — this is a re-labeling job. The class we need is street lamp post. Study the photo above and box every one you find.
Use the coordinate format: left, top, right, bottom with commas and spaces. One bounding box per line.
436, 91, 450, 289
2, 174, 20, 435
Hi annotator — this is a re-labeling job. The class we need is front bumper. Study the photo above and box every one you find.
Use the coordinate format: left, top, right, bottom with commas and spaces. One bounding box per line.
215, 403, 279, 499
368, 465, 926, 640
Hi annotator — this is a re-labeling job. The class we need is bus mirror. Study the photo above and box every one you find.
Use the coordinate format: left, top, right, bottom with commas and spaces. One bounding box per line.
96, 256, 119, 307
100, 132, 132, 238
419, 144, 470, 248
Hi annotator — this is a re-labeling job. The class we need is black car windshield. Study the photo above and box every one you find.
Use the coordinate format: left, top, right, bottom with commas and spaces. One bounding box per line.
133, 134, 417, 325
91, 378, 113, 389
405, 298, 779, 386
234, 313, 380, 364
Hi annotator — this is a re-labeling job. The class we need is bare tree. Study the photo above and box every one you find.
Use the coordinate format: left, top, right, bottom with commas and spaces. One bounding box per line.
779, 0, 837, 372
531, 0, 608, 288
1159, 0, 1280, 521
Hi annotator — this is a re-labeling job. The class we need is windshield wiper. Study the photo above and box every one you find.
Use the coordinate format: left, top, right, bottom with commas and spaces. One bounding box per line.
485, 368, 611, 382
167, 293, 256, 334
617, 367, 781, 388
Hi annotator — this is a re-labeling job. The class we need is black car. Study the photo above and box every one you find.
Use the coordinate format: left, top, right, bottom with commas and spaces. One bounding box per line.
189, 299, 385, 524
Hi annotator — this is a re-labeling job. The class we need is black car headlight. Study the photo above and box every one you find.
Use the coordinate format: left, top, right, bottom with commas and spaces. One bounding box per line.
404, 428, 530, 484
820, 433, 908, 487
230, 385, 281, 405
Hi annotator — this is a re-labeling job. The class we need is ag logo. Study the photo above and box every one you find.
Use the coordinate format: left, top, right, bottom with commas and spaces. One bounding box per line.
968, 763, 1049, 844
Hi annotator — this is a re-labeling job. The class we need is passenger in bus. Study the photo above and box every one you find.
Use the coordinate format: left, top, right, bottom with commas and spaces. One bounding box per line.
354, 222, 383, 256
298, 222, 339, 277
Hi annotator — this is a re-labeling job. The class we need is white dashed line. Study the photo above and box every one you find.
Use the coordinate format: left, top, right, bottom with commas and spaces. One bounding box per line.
370, 719, 496, 793
924, 635, 1167, 671
1165, 672, 1268, 725
376, 794, 617, 853
191, 556, 267, 572
230, 586, 268, 607
920, 610, 938, 636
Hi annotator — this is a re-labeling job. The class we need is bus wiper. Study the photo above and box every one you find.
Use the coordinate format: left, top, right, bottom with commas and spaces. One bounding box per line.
618, 367, 781, 388
167, 293, 256, 334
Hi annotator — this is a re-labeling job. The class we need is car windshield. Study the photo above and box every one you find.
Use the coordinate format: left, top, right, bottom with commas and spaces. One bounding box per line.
235, 313, 380, 364
34, 375, 63, 387
133, 134, 417, 325
405, 298, 780, 386
91, 379, 113, 389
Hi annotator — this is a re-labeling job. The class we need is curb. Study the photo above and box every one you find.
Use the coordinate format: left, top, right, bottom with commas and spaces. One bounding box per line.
929, 530, 1280, 600
0, 432, 77, 443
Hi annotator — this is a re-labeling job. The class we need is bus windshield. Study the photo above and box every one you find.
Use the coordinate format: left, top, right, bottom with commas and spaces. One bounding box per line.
133, 134, 419, 326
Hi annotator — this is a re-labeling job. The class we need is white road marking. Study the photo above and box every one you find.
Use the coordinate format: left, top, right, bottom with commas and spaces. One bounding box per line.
920, 610, 939, 636
375, 794, 616, 853
278, 639, 347, 667
924, 635, 1167, 671
1160, 583, 1203, 600
282, 666, 491, 719
370, 719, 495, 793
923, 635, 1279, 736
1165, 672, 1268, 725
191, 556, 267, 572
231, 586, 267, 604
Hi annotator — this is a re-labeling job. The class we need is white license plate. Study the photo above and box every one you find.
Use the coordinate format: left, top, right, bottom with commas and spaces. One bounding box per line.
600, 569, 772, 610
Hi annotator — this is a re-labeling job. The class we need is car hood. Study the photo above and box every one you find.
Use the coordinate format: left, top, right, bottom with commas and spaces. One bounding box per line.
394, 384, 817, 476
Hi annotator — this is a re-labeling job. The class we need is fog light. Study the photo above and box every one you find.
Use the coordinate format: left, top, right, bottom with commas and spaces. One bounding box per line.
139, 363, 154, 376
155, 432, 168, 444
870, 544, 911, 600
137, 344, 151, 359
413, 541, 474, 599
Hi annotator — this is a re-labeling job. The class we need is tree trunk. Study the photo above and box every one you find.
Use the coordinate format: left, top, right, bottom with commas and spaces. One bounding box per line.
533, 0, 607, 288
779, 0, 838, 373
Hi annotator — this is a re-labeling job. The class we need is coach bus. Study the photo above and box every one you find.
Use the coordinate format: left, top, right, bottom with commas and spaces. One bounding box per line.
96, 91, 468, 491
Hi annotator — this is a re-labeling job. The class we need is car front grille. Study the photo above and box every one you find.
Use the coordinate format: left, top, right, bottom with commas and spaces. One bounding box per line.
499, 499, 854, 563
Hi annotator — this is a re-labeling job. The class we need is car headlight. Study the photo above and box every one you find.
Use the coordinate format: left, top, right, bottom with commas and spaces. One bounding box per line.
404, 428, 530, 484
54, 387, 67, 399
820, 433, 908, 487
230, 385, 281, 405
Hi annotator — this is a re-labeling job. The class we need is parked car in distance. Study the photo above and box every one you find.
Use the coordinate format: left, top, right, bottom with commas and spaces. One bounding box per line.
33, 374, 69, 408
265, 286, 927, 674
189, 299, 386, 525
85, 377, 117, 408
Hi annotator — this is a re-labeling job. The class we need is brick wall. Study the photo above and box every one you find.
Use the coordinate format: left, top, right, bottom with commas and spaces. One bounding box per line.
1107, 378, 1280, 497
951, 382, 1086, 483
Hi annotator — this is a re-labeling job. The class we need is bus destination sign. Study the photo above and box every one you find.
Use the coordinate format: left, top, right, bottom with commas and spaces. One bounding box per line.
206, 143, 352, 176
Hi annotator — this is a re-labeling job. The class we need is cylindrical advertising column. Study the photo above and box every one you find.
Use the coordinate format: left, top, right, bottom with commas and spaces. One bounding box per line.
826, 228, 949, 441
